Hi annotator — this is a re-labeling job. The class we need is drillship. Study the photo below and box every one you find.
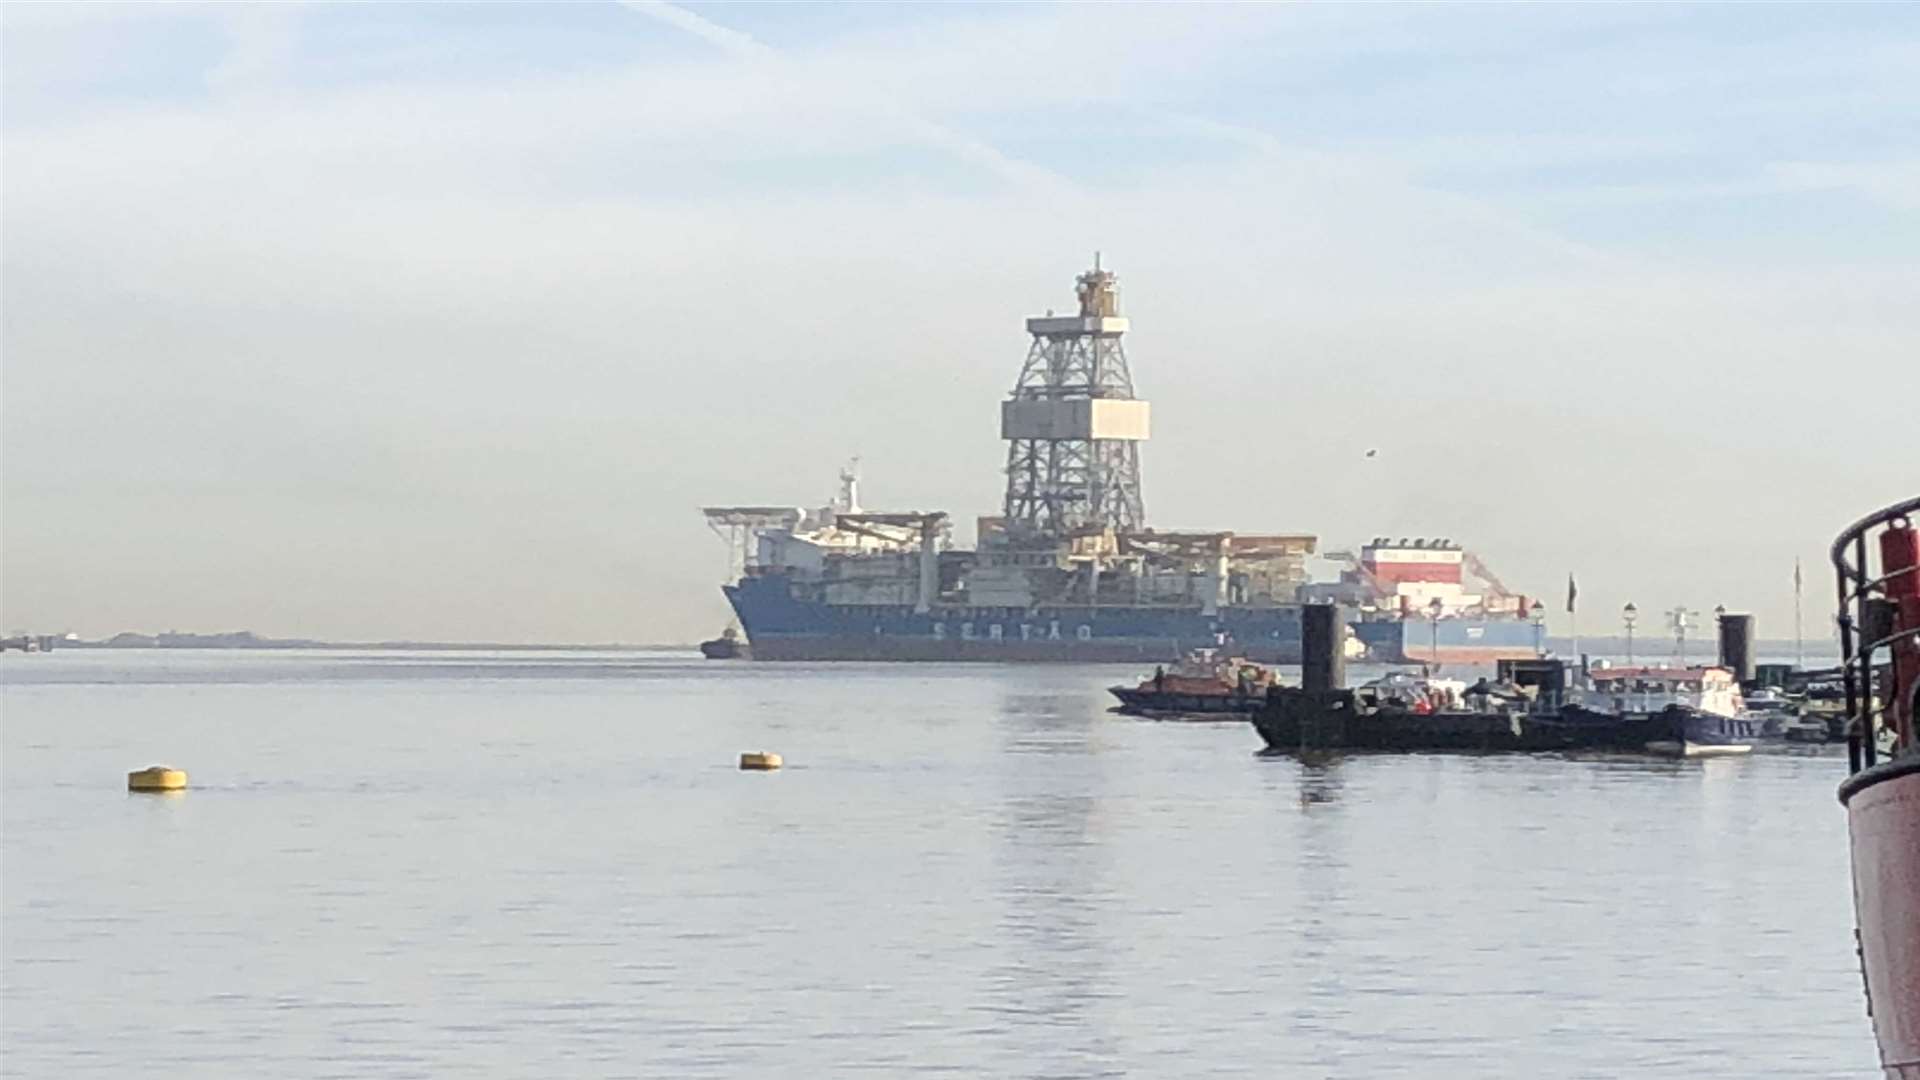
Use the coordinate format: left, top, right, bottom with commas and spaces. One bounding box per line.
703, 262, 1537, 664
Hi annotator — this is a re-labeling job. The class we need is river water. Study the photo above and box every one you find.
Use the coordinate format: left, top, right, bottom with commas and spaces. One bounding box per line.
0, 650, 1875, 1077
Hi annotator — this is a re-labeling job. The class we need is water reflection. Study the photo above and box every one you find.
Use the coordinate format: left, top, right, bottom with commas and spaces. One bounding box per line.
1292, 754, 1347, 807
981, 686, 1119, 1074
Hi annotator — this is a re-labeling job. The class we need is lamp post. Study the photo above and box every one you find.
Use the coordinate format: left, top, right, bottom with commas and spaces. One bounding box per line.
1530, 599, 1546, 657
1622, 602, 1638, 666
1428, 597, 1444, 670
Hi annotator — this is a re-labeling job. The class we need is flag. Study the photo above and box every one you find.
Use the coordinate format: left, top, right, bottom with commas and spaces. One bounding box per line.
1794, 558, 1802, 591
1566, 573, 1577, 613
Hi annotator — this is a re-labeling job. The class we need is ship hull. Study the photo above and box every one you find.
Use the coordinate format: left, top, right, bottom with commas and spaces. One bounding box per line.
1108, 687, 1263, 716
747, 635, 1242, 662
1353, 616, 1541, 664
1841, 756, 1920, 1078
1255, 699, 1757, 756
724, 574, 1305, 663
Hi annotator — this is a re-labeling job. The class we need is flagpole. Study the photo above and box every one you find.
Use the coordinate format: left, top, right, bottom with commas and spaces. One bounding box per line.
1567, 573, 1579, 670
1794, 557, 1804, 669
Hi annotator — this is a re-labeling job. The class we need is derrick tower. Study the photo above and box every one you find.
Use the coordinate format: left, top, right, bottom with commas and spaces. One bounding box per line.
1000, 259, 1150, 537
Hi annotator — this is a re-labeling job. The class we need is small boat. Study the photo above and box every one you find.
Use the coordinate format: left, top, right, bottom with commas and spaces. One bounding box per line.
1742, 686, 1851, 743
699, 626, 749, 660
1568, 665, 1759, 756
1740, 687, 1801, 735
1354, 670, 1471, 713
1831, 495, 1919, 1077
1781, 716, 1843, 744
1109, 649, 1280, 717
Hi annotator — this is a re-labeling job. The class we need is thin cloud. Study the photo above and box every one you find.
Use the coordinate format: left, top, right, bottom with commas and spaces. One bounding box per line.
1144, 108, 1614, 269
615, 0, 1073, 195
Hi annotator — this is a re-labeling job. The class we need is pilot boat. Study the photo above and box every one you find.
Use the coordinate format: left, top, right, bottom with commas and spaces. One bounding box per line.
1109, 648, 1280, 717
1565, 664, 1760, 756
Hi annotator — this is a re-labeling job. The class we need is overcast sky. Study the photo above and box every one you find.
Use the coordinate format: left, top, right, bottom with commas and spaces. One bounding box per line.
3, 2, 1915, 644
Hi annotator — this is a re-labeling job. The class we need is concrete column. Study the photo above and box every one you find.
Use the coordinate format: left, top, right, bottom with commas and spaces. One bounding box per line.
1201, 543, 1229, 617
916, 521, 938, 615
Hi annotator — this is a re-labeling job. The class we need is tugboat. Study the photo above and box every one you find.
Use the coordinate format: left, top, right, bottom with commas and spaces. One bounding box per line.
699, 625, 749, 660
1109, 649, 1280, 717
1832, 495, 1920, 1077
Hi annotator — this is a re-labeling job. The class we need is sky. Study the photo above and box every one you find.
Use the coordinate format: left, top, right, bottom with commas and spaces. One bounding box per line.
2, 2, 1915, 645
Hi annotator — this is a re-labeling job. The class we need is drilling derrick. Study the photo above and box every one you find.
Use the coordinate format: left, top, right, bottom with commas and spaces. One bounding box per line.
1000, 259, 1150, 538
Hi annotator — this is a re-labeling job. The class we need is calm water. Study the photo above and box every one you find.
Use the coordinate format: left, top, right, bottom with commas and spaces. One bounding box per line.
1, 650, 1875, 1077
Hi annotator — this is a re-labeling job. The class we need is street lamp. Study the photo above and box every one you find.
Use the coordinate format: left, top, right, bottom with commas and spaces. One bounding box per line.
1624, 603, 1640, 662
1530, 599, 1546, 657
1428, 597, 1445, 669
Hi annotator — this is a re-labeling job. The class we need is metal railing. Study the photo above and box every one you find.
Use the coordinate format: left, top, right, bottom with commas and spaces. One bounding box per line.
1831, 495, 1920, 773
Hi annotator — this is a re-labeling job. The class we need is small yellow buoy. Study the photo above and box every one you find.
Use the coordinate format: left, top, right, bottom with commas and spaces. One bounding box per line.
739, 751, 782, 771
128, 765, 188, 792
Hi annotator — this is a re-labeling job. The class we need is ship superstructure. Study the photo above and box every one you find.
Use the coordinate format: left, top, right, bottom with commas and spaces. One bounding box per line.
703, 262, 1532, 664
1307, 538, 1538, 663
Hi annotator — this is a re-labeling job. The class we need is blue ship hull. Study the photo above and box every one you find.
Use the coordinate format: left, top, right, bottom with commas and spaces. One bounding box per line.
725, 574, 1546, 664
1351, 616, 1540, 664
724, 574, 1306, 662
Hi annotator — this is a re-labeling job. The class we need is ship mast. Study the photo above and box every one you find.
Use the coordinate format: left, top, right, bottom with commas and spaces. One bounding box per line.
1000, 257, 1150, 537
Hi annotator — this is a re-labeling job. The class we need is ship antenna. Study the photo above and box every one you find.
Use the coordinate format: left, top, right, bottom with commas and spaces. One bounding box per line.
839, 455, 861, 514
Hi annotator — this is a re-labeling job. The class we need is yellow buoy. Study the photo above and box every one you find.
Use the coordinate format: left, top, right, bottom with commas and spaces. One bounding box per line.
128, 765, 188, 792
739, 751, 782, 771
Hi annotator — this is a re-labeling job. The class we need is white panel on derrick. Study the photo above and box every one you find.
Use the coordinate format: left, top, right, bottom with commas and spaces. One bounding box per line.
1001, 399, 1150, 441
1088, 399, 1150, 440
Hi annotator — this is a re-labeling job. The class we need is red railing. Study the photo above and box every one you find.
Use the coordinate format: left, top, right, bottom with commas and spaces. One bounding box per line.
1832, 495, 1920, 772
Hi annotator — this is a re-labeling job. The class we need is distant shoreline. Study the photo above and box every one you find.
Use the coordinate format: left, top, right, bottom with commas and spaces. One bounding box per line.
37, 631, 1833, 663
55, 634, 691, 652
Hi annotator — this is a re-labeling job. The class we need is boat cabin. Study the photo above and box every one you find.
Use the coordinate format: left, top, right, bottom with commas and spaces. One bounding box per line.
1582, 665, 1745, 719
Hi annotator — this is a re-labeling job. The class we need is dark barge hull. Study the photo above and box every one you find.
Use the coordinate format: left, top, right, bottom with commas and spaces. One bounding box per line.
1109, 687, 1263, 717
1253, 691, 1755, 756
1841, 754, 1920, 1078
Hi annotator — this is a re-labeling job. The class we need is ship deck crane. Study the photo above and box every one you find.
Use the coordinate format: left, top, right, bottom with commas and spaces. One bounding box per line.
836, 512, 949, 614
1320, 550, 1387, 598
1462, 549, 1516, 602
